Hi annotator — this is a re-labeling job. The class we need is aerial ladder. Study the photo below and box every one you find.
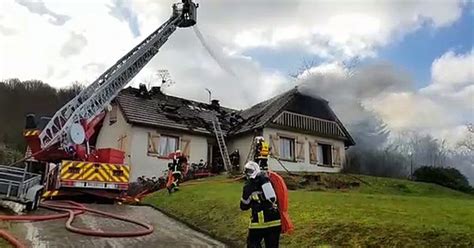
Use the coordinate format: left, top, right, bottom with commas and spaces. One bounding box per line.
21, 0, 198, 198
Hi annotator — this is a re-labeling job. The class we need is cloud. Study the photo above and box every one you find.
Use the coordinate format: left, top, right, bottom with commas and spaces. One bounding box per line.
297, 47, 473, 147
60, 32, 88, 58
107, 0, 141, 37
0, 24, 16, 36
186, 0, 464, 60
15, 0, 70, 25
426, 49, 474, 91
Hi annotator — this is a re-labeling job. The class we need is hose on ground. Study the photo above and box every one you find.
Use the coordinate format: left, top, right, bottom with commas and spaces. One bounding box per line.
0, 200, 153, 247
0, 201, 85, 221
40, 201, 154, 237
0, 230, 26, 248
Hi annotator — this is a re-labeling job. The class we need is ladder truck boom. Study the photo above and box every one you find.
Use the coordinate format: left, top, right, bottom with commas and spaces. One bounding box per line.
39, 0, 198, 152
19, 0, 198, 199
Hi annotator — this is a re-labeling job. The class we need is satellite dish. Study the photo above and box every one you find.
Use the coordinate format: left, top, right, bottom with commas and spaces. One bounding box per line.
106, 104, 113, 112
70, 123, 86, 145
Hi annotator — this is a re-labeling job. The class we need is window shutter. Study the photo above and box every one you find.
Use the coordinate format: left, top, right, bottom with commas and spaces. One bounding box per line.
315, 142, 321, 164
270, 134, 279, 157
333, 146, 341, 167
147, 133, 160, 155
181, 139, 191, 157
309, 142, 317, 164
296, 139, 305, 162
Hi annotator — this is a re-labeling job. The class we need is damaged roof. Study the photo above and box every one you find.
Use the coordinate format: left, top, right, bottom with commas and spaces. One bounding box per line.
229, 87, 355, 146
116, 86, 243, 135
116, 86, 354, 146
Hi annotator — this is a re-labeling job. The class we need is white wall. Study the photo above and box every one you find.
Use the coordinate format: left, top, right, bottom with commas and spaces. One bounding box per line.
128, 126, 209, 181
227, 133, 254, 170
263, 127, 346, 173
96, 106, 132, 165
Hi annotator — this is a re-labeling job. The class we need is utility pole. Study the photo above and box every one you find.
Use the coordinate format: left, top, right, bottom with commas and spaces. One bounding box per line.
408, 151, 413, 180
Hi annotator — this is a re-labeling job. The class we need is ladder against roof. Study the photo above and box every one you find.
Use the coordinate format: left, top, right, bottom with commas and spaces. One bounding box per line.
245, 134, 258, 164
211, 118, 232, 172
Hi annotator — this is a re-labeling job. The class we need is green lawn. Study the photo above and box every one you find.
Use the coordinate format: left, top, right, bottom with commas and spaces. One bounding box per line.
144, 175, 474, 247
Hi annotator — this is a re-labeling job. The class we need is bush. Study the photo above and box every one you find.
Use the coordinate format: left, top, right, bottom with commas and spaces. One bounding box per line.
413, 166, 473, 194
0, 146, 23, 165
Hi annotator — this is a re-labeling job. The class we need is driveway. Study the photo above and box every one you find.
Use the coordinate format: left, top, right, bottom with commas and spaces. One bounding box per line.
8, 204, 226, 248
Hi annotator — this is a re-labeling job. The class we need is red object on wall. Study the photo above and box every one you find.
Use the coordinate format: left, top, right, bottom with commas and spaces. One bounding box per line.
96, 148, 125, 164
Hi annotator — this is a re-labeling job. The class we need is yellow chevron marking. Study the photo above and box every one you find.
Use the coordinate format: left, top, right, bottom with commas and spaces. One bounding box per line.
61, 173, 73, 180
51, 191, 59, 196
119, 176, 128, 183
89, 173, 105, 182
98, 169, 110, 181
60, 162, 73, 174
69, 172, 82, 180
42, 191, 51, 197
82, 168, 95, 181
122, 168, 130, 178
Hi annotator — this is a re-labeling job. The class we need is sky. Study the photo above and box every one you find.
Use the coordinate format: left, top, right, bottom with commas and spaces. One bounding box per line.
0, 0, 473, 147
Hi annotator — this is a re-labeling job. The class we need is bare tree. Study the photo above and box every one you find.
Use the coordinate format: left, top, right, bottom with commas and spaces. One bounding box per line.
457, 123, 474, 152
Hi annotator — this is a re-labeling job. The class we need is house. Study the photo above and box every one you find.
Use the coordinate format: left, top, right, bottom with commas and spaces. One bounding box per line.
96, 85, 355, 181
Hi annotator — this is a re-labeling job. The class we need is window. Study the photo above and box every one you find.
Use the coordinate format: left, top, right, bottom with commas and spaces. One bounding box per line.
147, 133, 179, 157
159, 135, 179, 157
317, 144, 332, 166
279, 137, 295, 161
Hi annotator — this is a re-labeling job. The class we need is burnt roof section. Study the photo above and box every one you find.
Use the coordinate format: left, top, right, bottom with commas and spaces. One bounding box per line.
229, 88, 298, 135
116, 86, 354, 146
230, 87, 355, 146
116, 87, 243, 135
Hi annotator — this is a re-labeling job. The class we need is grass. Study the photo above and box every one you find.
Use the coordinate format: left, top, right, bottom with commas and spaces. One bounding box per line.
144, 174, 474, 247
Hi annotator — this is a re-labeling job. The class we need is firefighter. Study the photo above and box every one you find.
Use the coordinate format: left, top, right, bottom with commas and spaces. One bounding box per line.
240, 161, 281, 248
167, 150, 187, 194
229, 149, 241, 172
254, 137, 270, 170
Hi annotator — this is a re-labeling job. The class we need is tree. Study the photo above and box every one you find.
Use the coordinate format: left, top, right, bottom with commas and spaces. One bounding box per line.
0, 79, 82, 151
457, 123, 474, 152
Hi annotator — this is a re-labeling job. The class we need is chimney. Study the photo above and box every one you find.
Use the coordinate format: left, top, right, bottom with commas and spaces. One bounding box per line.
211, 99, 220, 110
136, 84, 150, 98
150, 86, 163, 96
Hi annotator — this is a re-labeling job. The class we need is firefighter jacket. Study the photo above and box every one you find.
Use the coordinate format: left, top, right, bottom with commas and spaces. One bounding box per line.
255, 141, 270, 159
240, 173, 281, 229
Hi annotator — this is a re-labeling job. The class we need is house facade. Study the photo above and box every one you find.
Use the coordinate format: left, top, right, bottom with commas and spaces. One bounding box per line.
96, 86, 355, 181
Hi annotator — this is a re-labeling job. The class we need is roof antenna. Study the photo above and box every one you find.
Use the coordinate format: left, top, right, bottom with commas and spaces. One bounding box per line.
157, 69, 175, 90
205, 88, 212, 103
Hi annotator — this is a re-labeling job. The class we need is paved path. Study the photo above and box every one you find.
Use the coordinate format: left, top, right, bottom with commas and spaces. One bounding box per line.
10, 204, 226, 248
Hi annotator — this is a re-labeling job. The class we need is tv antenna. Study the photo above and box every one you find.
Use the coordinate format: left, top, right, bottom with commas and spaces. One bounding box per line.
157, 69, 175, 89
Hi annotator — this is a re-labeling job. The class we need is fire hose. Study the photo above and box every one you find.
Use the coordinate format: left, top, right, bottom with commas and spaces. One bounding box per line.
0, 201, 153, 248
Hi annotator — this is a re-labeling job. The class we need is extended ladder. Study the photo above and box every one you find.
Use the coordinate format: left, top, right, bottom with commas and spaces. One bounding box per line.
211, 117, 232, 172
245, 134, 257, 164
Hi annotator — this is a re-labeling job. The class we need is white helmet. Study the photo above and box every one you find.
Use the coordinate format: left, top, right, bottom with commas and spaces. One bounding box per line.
244, 161, 260, 179
255, 136, 264, 142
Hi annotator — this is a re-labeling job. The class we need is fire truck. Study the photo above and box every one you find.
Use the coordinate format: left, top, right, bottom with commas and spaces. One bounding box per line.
3, 0, 198, 206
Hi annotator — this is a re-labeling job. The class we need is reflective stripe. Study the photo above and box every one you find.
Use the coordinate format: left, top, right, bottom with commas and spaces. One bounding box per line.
251, 194, 260, 201
249, 219, 281, 229
241, 197, 251, 205
258, 211, 264, 224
